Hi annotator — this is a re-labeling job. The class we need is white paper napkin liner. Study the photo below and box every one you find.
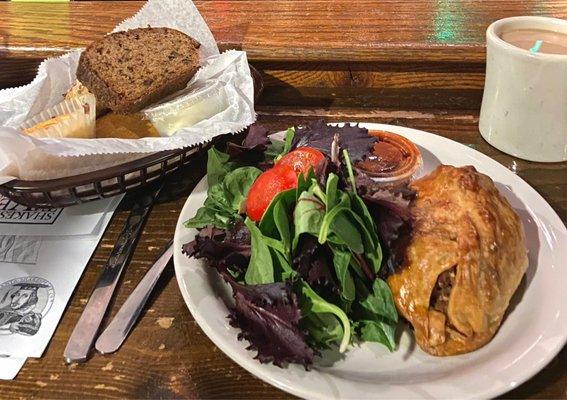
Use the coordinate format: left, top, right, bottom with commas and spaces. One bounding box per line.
114, 0, 219, 59
1, 50, 255, 158
0, 0, 256, 181
0, 51, 81, 128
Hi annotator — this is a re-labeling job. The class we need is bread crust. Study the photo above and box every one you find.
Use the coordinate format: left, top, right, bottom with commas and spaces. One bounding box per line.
77, 27, 201, 114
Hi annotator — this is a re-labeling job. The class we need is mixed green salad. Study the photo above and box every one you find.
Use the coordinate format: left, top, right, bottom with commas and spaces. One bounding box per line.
183, 121, 411, 368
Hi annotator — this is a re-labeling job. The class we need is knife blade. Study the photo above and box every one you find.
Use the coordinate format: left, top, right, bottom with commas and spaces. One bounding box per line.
64, 186, 161, 363
95, 240, 173, 354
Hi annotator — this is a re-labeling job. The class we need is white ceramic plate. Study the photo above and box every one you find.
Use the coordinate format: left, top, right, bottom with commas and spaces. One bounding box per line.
173, 123, 567, 399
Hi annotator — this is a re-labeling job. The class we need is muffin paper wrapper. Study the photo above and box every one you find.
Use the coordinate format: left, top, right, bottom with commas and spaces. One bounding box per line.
0, 0, 256, 183
20, 94, 96, 139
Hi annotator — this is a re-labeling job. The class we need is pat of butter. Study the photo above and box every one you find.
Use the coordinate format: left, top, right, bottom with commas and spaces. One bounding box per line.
143, 83, 228, 137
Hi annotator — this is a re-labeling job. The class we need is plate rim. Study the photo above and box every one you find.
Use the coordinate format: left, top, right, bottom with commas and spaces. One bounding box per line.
173, 122, 567, 400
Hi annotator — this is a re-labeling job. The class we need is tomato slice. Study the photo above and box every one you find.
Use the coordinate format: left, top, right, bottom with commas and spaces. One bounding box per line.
245, 147, 326, 222
246, 165, 297, 222
277, 147, 325, 176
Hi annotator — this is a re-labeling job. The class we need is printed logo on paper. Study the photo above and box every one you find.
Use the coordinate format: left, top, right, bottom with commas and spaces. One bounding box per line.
0, 277, 55, 336
0, 236, 42, 265
0, 196, 62, 225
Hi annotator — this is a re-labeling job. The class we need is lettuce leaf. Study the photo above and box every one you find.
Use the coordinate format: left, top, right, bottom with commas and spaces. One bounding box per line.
244, 218, 275, 285
226, 278, 315, 368
182, 222, 251, 277
185, 166, 261, 229
226, 124, 271, 162
291, 120, 376, 163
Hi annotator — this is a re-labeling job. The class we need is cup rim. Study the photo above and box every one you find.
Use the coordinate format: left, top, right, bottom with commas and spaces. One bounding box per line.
487, 16, 567, 59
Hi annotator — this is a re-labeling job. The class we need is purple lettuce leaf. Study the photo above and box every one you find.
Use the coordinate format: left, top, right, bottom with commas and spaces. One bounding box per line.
293, 235, 339, 294
355, 171, 416, 277
226, 124, 271, 162
226, 278, 316, 368
291, 120, 376, 163
184, 224, 316, 368
356, 172, 415, 220
182, 221, 251, 274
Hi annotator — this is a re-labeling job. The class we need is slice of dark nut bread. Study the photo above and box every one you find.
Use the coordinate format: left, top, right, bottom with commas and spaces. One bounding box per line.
77, 27, 201, 114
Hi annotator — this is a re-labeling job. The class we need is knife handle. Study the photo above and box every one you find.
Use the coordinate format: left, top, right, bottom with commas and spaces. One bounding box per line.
64, 193, 156, 364
95, 241, 173, 355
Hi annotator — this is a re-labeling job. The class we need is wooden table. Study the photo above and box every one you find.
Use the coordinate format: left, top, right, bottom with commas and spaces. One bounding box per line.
0, 1, 566, 399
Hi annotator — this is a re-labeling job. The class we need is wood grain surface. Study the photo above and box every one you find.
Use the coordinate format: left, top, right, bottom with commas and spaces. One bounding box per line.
2, 0, 567, 108
0, 110, 565, 399
0, 1, 566, 398
3, 0, 567, 62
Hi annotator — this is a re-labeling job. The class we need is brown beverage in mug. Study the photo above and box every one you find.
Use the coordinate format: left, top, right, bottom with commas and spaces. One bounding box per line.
501, 29, 567, 54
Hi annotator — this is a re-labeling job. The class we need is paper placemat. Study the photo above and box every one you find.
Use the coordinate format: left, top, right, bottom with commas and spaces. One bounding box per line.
0, 196, 121, 358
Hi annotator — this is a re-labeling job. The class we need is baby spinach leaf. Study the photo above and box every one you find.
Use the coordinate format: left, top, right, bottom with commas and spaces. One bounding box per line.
358, 319, 396, 351
278, 128, 295, 160
342, 149, 357, 193
207, 181, 234, 214
329, 212, 364, 254
271, 248, 294, 281
296, 168, 316, 200
300, 282, 352, 353
261, 235, 287, 255
331, 247, 355, 303
348, 256, 366, 280
365, 249, 383, 274
301, 312, 344, 349
325, 173, 339, 211
244, 218, 274, 285
186, 166, 261, 230
292, 190, 325, 250
318, 193, 364, 254
265, 128, 295, 162
342, 208, 382, 272
350, 192, 379, 248
223, 167, 262, 211
259, 188, 296, 238
360, 279, 398, 323
326, 198, 382, 273
311, 184, 327, 204
265, 142, 283, 161
207, 147, 234, 189
273, 200, 291, 257
184, 204, 230, 229
185, 185, 235, 229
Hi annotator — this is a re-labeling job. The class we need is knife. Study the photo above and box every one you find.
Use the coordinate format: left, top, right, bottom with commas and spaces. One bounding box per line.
64, 185, 161, 363
95, 240, 173, 354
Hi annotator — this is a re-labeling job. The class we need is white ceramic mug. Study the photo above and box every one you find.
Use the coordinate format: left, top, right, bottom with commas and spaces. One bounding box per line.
479, 16, 567, 162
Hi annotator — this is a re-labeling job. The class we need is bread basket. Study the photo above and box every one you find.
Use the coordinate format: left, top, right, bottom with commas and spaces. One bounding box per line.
0, 66, 264, 208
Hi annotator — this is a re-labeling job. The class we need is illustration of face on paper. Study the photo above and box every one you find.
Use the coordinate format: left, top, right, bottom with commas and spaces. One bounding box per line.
0, 277, 54, 336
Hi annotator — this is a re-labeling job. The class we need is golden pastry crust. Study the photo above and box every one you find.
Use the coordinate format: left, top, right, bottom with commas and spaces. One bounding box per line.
64, 81, 92, 100
387, 165, 528, 356
23, 114, 73, 136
